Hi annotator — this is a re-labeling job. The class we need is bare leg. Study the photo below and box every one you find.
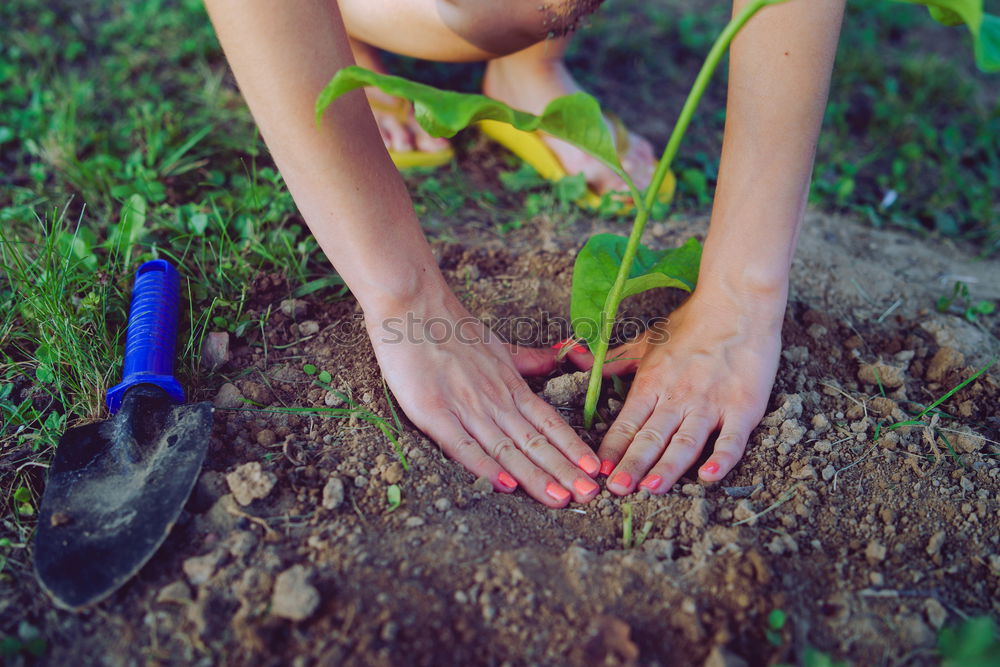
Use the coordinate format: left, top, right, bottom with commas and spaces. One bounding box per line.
482, 37, 657, 194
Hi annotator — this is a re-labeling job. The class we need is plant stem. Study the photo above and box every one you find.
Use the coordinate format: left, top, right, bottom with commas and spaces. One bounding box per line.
582, 0, 788, 427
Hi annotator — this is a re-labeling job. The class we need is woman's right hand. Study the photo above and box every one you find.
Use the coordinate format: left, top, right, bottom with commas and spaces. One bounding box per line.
366, 289, 601, 508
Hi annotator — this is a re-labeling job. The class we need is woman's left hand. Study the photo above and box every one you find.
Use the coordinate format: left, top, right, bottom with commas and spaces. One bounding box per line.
587, 287, 784, 495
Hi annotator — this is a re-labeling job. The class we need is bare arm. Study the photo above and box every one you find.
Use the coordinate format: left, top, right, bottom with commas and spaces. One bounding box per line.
701, 0, 846, 309
598, 0, 846, 494
203, 0, 443, 312
203, 0, 603, 507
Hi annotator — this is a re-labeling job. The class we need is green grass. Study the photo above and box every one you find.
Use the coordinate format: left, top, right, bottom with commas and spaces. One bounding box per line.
0, 0, 997, 645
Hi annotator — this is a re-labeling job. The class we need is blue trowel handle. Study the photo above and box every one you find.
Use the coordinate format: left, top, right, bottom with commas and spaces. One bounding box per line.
105, 260, 185, 414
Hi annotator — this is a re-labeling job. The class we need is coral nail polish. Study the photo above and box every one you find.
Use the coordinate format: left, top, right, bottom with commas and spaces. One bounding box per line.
610, 471, 632, 489
498, 471, 518, 490
578, 455, 600, 476
546, 482, 571, 503
639, 474, 663, 491
573, 477, 599, 496
599, 459, 615, 476
701, 461, 720, 476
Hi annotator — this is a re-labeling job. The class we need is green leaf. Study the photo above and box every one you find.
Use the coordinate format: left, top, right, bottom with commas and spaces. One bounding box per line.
386, 484, 401, 512
12, 487, 31, 504
316, 66, 623, 175
570, 235, 701, 348
302, 363, 317, 376
901, 0, 1000, 72
106, 193, 148, 266
768, 608, 788, 630
938, 616, 1000, 666
317, 370, 332, 384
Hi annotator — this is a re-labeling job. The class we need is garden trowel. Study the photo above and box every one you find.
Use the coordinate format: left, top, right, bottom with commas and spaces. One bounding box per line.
34, 260, 213, 610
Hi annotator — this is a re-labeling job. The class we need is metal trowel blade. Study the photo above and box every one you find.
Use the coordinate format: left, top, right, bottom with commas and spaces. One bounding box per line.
34, 385, 212, 610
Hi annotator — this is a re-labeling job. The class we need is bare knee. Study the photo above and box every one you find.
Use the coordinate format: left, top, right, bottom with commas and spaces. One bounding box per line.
437, 0, 605, 55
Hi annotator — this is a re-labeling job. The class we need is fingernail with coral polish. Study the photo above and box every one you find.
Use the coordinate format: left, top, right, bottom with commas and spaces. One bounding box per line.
599, 459, 615, 476
498, 471, 518, 491
546, 482, 571, 503
578, 455, 600, 476
610, 471, 632, 489
573, 477, 599, 496
700, 461, 720, 476
639, 474, 663, 492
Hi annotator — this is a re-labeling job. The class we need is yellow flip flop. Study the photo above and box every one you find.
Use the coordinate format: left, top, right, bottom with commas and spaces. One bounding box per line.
370, 98, 455, 170
479, 115, 675, 215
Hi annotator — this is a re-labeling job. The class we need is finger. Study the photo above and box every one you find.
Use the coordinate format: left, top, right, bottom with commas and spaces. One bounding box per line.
461, 412, 572, 508
640, 412, 720, 495
698, 412, 757, 483
605, 404, 684, 496
495, 406, 600, 503
507, 344, 557, 376
596, 388, 657, 476
418, 410, 516, 493
513, 386, 600, 476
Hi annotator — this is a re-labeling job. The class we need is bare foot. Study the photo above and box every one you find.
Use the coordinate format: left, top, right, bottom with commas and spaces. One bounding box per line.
350, 38, 451, 155
482, 45, 656, 195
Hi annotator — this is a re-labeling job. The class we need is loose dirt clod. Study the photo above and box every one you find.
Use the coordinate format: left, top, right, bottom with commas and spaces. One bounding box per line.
926, 346, 965, 382
858, 362, 905, 389
226, 462, 278, 506
271, 565, 320, 621
542, 371, 590, 407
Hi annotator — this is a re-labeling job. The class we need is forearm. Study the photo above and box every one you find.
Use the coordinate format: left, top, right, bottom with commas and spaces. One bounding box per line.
204, 0, 447, 315
698, 0, 845, 306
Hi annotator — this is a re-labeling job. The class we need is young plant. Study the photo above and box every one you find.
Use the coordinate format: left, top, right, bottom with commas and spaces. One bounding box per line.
316, 0, 999, 427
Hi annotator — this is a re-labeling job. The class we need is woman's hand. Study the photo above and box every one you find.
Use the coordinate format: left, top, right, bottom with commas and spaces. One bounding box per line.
366, 290, 601, 508
594, 286, 784, 495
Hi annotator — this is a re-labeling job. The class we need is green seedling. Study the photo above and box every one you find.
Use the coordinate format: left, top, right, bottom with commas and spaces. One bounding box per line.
386, 484, 402, 512
316, 0, 999, 427
938, 615, 1000, 667
936, 280, 996, 322
766, 608, 787, 646
302, 363, 317, 376
621, 502, 634, 549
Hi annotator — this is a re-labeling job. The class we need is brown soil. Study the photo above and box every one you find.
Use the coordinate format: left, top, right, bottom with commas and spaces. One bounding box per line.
11, 208, 1000, 666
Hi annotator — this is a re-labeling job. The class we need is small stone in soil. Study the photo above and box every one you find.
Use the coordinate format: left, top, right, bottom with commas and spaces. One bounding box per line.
226, 462, 278, 506
324, 391, 345, 408
280, 298, 308, 319
256, 429, 277, 447
472, 476, 494, 494
157, 580, 193, 605
271, 565, 320, 621
322, 477, 345, 510
723, 484, 761, 499
865, 541, 887, 564
183, 550, 227, 586
925, 530, 946, 557
200, 331, 230, 371
213, 383, 244, 410
298, 320, 320, 336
